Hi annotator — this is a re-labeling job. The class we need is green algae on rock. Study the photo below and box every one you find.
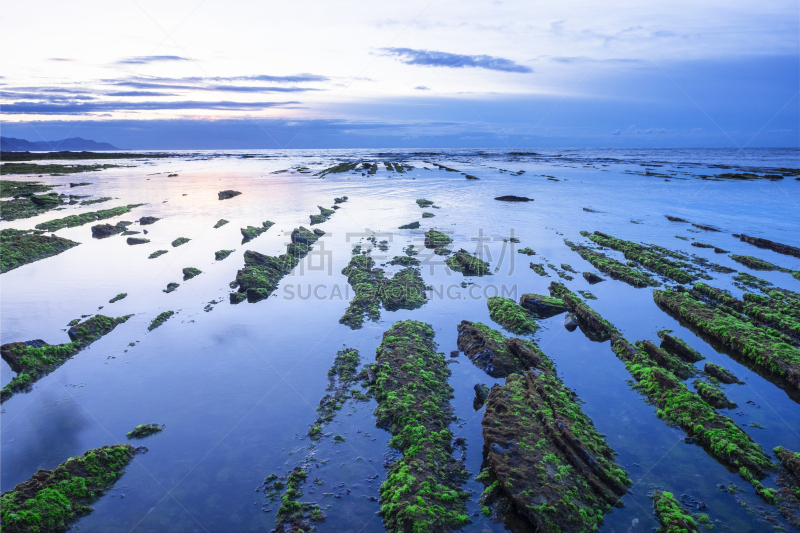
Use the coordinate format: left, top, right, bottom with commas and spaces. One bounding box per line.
424, 229, 452, 255
736, 234, 800, 259
126, 423, 164, 439
653, 288, 800, 394
730, 254, 797, 276
422, 211, 435, 218
109, 293, 127, 303
657, 330, 705, 362
1, 162, 121, 175
182, 267, 202, 280
34, 204, 145, 232
1, 193, 65, 221
316, 161, 358, 177
0, 444, 136, 533
148, 311, 174, 331
213, 219, 229, 228
339, 254, 427, 329
565, 239, 658, 288
126, 237, 149, 245
445, 248, 490, 276
163, 282, 179, 293
582, 231, 701, 284
519, 293, 569, 318
480, 339, 630, 532
487, 296, 538, 335
773, 446, 800, 530
368, 320, 469, 533
171, 237, 190, 247
231, 226, 321, 303
530, 262, 548, 276
272, 467, 325, 533
215, 249, 234, 261
1, 229, 80, 274
398, 221, 420, 230
551, 283, 773, 491
457, 321, 553, 377
635, 340, 697, 380
693, 379, 737, 409
148, 249, 168, 259
308, 348, 365, 438
517, 247, 535, 255
704, 362, 743, 384
0, 179, 55, 197
652, 491, 699, 533
240, 220, 274, 242
415, 198, 434, 208
1, 314, 131, 402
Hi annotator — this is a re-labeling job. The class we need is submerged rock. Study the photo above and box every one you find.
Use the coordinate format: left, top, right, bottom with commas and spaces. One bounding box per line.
564, 313, 579, 330
494, 195, 533, 202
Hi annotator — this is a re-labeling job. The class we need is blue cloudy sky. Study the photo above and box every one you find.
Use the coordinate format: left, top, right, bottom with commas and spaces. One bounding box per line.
1, 0, 798, 149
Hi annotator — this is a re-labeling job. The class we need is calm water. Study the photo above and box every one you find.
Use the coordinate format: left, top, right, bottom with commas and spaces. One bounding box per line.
1, 148, 799, 532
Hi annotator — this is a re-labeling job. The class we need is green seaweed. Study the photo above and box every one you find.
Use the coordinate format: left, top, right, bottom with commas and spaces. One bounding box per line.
213, 219, 229, 228
369, 320, 469, 533
215, 249, 234, 261
0, 444, 135, 533
34, 204, 145, 232
339, 254, 427, 329
565, 239, 658, 288
241, 221, 274, 241
445, 249, 490, 276
126, 423, 163, 439
0, 179, 56, 197
148, 311, 174, 330
108, 293, 127, 303
1, 229, 80, 273
148, 250, 168, 259
652, 491, 699, 533
171, 237, 190, 247
182, 267, 202, 280
487, 296, 538, 335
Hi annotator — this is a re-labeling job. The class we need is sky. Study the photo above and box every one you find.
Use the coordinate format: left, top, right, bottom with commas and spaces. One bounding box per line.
1, 0, 798, 149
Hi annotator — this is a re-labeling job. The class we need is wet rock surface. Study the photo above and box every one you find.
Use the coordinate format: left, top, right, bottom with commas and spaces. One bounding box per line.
0, 228, 80, 273
218, 190, 242, 200
456, 320, 551, 377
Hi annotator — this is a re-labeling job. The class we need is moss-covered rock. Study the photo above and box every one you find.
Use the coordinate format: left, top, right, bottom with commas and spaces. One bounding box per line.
213, 219, 229, 228
445, 249, 490, 276
148, 249, 168, 259
737, 234, 800, 259
487, 296, 538, 335
0, 179, 55, 197
653, 288, 800, 394
1, 315, 130, 403
339, 254, 427, 329
652, 490, 699, 533
34, 204, 144, 232
126, 423, 164, 439
398, 221, 420, 230
693, 379, 737, 409
456, 321, 552, 377
240, 221, 274, 242
657, 330, 705, 362
519, 293, 569, 318
109, 293, 127, 303
530, 263, 548, 276
171, 237, 190, 247
369, 321, 469, 533
182, 267, 202, 280
704, 362, 743, 384
0, 228, 79, 273
565, 239, 658, 288
215, 249, 234, 261
148, 311, 174, 331
1, 194, 65, 221
424, 229, 452, 254
0, 444, 135, 533
481, 367, 630, 532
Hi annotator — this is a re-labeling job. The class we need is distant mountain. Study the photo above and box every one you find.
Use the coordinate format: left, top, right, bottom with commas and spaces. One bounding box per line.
0, 136, 119, 151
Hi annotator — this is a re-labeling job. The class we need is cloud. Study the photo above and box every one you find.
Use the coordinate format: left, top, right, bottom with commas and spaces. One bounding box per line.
382, 47, 532, 73
1, 100, 298, 114
116, 55, 189, 65
611, 129, 622, 135
107, 80, 319, 93
0, 91, 96, 101
105, 91, 177, 97
414, 86, 430, 90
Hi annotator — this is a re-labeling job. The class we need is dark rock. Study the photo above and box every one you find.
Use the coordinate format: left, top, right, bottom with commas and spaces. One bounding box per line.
473, 383, 490, 409
126, 237, 150, 245
450, 350, 459, 358
665, 215, 689, 222
494, 195, 533, 202
91, 223, 126, 238
564, 313, 579, 330
139, 216, 160, 225
519, 293, 569, 318
218, 190, 242, 200
583, 271, 604, 284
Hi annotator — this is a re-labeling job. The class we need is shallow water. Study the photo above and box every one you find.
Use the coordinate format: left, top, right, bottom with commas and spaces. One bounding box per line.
1, 148, 799, 532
